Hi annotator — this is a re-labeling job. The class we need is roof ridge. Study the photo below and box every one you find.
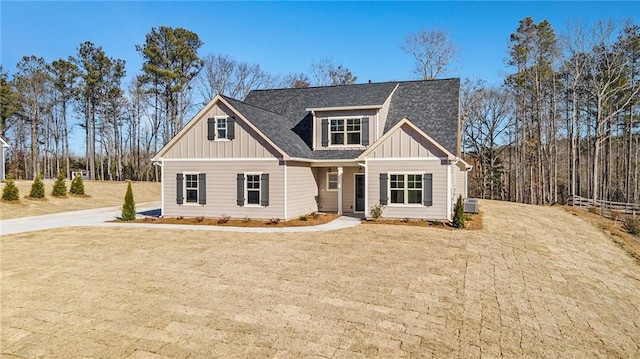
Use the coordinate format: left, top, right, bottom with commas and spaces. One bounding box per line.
248, 78, 460, 93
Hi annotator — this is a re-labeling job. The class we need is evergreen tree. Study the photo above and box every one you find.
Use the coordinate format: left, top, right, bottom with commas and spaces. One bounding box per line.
29, 174, 45, 198
51, 172, 67, 197
121, 181, 136, 221
70, 175, 85, 195
452, 195, 466, 228
2, 175, 19, 201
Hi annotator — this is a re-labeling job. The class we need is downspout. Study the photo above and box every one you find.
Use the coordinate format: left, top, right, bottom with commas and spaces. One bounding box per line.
283, 162, 288, 220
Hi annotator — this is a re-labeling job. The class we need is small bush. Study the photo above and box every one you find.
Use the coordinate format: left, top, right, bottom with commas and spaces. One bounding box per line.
299, 215, 308, 221
195, 216, 205, 223
70, 175, 85, 195
402, 217, 410, 223
2, 175, 19, 201
121, 181, 136, 221
218, 215, 230, 224
452, 195, 465, 228
369, 203, 384, 220
29, 175, 45, 198
270, 217, 280, 225
243, 216, 251, 222
311, 212, 320, 219
51, 172, 67, 197
623, 217, 640, 236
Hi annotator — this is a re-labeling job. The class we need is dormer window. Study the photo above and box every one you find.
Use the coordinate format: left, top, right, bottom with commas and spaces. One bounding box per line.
216, 117, 227, 139
330, 118, 361, 145
207, 116, 235, 141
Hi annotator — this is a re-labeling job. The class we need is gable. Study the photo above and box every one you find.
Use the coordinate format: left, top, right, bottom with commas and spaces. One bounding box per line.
365, 123, 449, 159
158, 102, 282, 160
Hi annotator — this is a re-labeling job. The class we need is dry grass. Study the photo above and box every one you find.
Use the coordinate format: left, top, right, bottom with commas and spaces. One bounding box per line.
2, 200, 640, 357
129, 213, 340, 227
0, 180, 160, 220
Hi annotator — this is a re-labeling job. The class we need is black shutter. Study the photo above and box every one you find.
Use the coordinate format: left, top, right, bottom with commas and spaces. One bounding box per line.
176, 173, 184, 205
236, 174, 245, 206
207, 118, 215, 140
261, 174, 269, 206
227, 117, 235, 140
321, 119, 329, 147
423, 173, 433, 206
379, 173, 388, 205
361, 117, 369, 146
198, 173, 206, 205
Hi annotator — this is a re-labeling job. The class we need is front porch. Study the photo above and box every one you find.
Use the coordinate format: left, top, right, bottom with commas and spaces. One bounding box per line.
312, 164, 366, 217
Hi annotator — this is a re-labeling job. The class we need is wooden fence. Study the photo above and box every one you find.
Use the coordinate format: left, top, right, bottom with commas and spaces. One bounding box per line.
566, 195, 640, 218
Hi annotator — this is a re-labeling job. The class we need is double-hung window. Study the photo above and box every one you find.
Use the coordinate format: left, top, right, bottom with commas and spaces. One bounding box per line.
327, 172, 338, 191
390, 174, 422, 205
185, 174, 199, 203
330, 118, 361, 145
246, 174, 261, 205
215, 117, 227, 139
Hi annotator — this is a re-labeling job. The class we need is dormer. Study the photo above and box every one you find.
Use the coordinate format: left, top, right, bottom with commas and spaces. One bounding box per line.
309, 106, 380, 150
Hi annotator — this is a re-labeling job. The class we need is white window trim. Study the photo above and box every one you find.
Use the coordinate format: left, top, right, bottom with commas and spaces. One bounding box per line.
387, 172, 424, 206
328, 116, 364, 147
244, 172, 262, 207
183, 172, 200, 206
214, 116, 230, 141
326, 171, 338, 191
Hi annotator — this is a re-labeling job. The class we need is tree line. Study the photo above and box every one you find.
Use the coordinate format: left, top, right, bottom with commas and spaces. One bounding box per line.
462, 18, 639, 205
1, 18, 638, 207
0, 26, 359, 181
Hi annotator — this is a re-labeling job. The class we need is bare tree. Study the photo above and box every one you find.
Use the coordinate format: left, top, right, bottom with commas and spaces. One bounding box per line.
310, 58, 357, 86
401, 27, 459, 80
199, 53, 278, 101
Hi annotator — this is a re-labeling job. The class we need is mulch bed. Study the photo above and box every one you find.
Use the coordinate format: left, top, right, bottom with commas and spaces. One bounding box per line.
362, 211, 483, 230
124, 213, 341, 228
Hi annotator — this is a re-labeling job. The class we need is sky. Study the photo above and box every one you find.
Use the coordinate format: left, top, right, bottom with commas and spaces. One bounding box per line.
2, 1, 638, 87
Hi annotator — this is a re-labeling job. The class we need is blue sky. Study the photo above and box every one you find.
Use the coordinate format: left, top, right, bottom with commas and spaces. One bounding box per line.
2, 1, 638, 88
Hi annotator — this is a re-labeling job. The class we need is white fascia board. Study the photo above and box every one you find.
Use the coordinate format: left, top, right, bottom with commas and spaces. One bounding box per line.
305, 105, 383, 112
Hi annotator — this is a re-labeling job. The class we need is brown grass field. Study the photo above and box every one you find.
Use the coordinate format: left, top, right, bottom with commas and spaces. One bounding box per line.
2, 199, 639, 357
0, 180, 161, 220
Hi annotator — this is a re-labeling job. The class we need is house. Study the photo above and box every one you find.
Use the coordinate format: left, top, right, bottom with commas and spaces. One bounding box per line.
151, 79, 471, 221
1, 137, 9, 181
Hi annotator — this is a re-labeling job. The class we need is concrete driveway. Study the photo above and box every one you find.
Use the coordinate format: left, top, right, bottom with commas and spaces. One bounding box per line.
1, 200, 639, 358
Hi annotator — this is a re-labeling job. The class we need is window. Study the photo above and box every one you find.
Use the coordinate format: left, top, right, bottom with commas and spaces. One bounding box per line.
329, 118, 361, 145
216, 117, 227, 139
327, 172, 338, 191
390, 174, 422, 205
185, 174, 198, 203
246, 174, 261, 205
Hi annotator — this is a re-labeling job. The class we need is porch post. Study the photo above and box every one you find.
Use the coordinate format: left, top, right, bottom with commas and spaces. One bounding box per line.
337, 166, 343, 215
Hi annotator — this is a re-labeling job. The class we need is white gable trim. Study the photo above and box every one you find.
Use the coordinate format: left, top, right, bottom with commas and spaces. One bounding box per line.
0, 137, 9, 147
358, 117, 456, 161
152, 95, 290, 161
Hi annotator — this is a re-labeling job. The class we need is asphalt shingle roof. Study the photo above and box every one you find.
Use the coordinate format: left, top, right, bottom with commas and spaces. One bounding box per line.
244, 82, 399, 128
233, 79, 460, 158
222, 96, 312, 158
386, 79, 460, 154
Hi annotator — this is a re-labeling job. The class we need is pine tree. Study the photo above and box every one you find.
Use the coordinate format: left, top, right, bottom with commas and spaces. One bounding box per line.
70, 175, 85, 195
51, 172, 67, 197
452, 195, 466, 228
2, 175, 19, 201
29, 174, 45, 198
121, 181, 136, 221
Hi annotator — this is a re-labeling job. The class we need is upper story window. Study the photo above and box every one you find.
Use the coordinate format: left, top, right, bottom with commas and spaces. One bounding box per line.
330, 118, 361, 145
216, 117, 227, 139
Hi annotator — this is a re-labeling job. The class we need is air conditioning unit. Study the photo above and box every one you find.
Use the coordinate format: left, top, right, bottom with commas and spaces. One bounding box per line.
463, 198, 478, 214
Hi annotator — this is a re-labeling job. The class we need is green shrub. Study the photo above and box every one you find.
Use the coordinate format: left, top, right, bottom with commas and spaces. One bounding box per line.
29, 175, 45, 198
623, 217, 640, 236
452, 195, 465, 228
2, 175, 19, 201
121, 181, 136, 221
299, 215, 308, 221
51, 172, 67, 197
369, 203, 384, 220
70, 175, 85, 195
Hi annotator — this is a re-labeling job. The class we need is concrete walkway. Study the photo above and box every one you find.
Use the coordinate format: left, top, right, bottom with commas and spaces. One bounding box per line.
0, 203, 361, 235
